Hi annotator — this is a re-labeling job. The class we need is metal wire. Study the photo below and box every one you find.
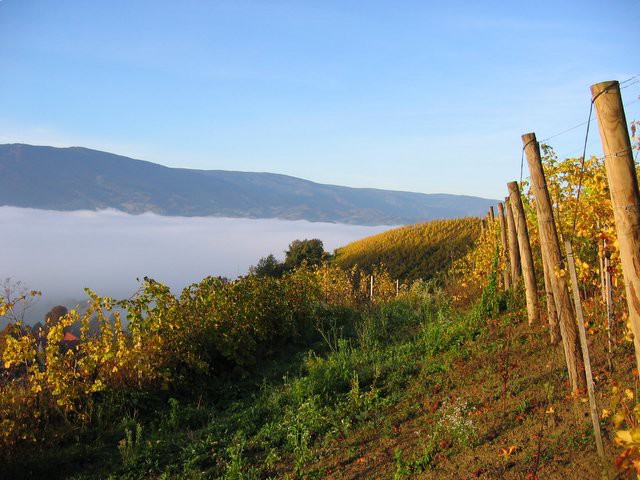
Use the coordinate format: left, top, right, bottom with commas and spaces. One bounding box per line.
569, 100, 595, 242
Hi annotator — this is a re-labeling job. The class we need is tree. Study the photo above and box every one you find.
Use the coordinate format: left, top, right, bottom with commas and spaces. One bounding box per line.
249, 254, 285, 278
45, 305, 68, 328
0, 278, 40, 326
284, 239, 326, 270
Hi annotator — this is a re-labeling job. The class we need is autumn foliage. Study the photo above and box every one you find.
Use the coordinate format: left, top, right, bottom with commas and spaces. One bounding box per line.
0, 263, 400, 453
333, 217, 481, 283
450, 118, 640, 476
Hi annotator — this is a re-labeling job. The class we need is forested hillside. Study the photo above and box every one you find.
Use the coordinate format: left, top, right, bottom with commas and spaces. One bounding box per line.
0, 144, 496, 225
333, 217, 480, 282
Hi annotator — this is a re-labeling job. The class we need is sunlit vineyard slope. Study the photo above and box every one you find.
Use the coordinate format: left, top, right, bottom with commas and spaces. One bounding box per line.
332, 217, 481, 282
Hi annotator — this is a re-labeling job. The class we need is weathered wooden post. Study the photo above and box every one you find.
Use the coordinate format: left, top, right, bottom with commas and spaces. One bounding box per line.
489, 206, 495, 222
498, 202, 512, 290
604, 241, 615, 371
541, 253, 560, 345
523, 132, 584, 391
591, 80, 640, 372
565, 240, 605, 458
598, 234, 607, 307
507, 181, 540, 325
505, 198, 521, 286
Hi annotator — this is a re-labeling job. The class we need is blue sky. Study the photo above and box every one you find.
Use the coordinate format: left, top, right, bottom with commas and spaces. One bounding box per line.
0, 0, 638, 199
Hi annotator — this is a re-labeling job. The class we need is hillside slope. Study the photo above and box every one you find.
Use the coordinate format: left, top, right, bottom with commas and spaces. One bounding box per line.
0, 217, 627, 479
0, 144, 496, 225
3, 283, 621, 480
333, 217, 481, 281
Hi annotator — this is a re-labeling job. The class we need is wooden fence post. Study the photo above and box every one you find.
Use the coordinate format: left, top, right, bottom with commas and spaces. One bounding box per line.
498, 202, 512, 290
505, 198, 522, 286
604, 240, 615, 371
541, 253, 560, 345
598, 235, 607, 307
565, 240, 605, 458
489, 206, 495, 222
592, 80, 640, 373
507, 181, 540, 325
523, 132, 584, 392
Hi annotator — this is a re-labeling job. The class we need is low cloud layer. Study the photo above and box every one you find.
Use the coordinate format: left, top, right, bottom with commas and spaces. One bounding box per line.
0, 207, 389, 323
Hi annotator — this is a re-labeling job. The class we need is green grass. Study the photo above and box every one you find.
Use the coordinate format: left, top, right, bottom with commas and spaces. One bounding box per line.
2, 279, 493, 480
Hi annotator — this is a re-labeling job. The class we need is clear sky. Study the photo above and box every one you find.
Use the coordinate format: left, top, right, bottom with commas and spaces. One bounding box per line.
0, 0, 638, 199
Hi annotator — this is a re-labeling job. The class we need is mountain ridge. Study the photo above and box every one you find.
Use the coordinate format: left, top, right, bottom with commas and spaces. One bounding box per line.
0, 143, 496, 225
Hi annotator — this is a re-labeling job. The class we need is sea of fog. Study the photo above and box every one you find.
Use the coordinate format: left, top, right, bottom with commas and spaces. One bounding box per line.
0, 207, 390, 324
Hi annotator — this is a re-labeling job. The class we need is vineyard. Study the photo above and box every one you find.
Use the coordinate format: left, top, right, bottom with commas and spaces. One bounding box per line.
1, 78, 640, 479
333, 217, 480, 283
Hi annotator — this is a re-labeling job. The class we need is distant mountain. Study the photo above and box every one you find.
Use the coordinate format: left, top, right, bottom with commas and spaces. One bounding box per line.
0, 144, 496, 225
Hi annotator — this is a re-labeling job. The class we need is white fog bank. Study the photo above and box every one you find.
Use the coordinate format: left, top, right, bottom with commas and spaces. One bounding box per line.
0, 207, 391, 323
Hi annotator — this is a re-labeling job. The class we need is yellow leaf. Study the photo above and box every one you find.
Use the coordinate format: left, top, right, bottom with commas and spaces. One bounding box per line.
499, 445, 518, 457
617, 430, 635, 445
614, 412, 626, 429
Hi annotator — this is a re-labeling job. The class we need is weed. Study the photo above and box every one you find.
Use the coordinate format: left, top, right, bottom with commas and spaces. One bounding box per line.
393, 448, 411, 479
284, 399, 323, 475
314, 306, 353, 353
392, 438, 438, 479
438, 398, 477, 448
566, 425, 593, 450
515, 398, 531, 415
167, 397, 180, 430
118, 421, 143, 468
223, 433, 259, 480
264, 448, 280, 470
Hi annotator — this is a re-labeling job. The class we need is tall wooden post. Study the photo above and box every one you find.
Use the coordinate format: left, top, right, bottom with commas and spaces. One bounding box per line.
541, 252, 560, 345
507, 181, 539, 325
592, 80, 640, 372
523, 132, 584, 392
489, 206, 495, 222
505, 198, 521, 286
498, 202, 511, 290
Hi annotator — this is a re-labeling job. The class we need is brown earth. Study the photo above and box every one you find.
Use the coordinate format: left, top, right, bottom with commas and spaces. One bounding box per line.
288, 309, 635, 479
